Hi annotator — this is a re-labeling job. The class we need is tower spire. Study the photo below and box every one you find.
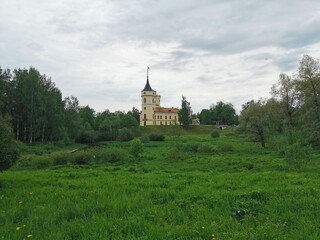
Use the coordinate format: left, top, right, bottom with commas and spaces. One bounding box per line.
142, 66, 154, 91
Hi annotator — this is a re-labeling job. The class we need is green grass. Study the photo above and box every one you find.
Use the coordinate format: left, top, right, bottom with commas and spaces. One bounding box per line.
1, 130, 320, 239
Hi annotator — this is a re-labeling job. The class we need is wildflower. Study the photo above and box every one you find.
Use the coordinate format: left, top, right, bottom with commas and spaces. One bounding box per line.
27, 234, 32, 238
19, 201, 23, 204
29, 192, 33, 195
202, 226, 205, 229
16, 227, 21, 231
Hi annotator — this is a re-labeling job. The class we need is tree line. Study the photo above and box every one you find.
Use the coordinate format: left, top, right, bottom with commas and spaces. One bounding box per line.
0, 67, 140, 145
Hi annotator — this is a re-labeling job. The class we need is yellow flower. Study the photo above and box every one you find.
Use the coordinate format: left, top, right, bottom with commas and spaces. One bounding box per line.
27, 234, 32, 238
16, 226, 21, 231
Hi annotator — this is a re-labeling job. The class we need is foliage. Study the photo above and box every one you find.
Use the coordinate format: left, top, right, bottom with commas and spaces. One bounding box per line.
239, 100, 269, 147
219, 143, 234, 152
197, 144, 214, 153
179, 95, 192, 126
211, 130, 220, 138
149, 134, 165, 141
0, 117, 20, 171
130, 139, 143, 158
198, 101, 239, 125
118, 128, 134, 142
284, 142, 312, 170
139, 134, 150, 143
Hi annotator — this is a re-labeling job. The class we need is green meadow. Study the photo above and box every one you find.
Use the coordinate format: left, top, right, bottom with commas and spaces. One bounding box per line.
1, 127, 320, 239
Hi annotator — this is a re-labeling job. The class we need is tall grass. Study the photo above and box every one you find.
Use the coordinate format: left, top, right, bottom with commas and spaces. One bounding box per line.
1, 131, 320, 239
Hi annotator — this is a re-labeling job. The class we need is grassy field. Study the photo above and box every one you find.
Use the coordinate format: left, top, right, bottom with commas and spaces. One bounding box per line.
1, 127, 320, 239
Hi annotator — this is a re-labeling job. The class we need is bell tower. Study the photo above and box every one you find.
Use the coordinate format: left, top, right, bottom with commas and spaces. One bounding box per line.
140, 67, 161, 126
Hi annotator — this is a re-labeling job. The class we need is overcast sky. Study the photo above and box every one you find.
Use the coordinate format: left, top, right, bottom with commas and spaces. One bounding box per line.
1, 0, 320, 113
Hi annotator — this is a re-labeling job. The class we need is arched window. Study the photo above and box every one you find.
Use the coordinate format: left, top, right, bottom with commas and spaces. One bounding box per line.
144, 98, 146, 103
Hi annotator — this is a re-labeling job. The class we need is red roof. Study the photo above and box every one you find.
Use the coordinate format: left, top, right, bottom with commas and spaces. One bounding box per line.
154, 107, 179, 113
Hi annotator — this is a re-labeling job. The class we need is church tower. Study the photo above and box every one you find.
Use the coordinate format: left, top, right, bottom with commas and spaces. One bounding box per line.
140, 68, 161, 126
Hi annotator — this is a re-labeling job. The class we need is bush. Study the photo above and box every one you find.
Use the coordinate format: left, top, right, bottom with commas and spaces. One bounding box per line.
167, 148, 182, 160
219, 144, 234, 152
118, 128, 134, 141
211, 130, 220, 138
284, 142, 312, 170
182, 143, 200, 153
32, 156, 52, 169
149, 134, 165, 141
197, 144, 214, 153
96, 148, 128, 163
52, 152, 71, 165
71, 151, 94, 165
130, 139, 143, 158
139, 134, 149, 143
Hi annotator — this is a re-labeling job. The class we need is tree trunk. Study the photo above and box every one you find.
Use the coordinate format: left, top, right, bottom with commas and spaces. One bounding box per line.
42, 123, 45, 142
258, 129, 265, 148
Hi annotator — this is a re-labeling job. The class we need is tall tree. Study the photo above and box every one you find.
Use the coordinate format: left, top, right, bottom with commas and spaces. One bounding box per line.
179, 96, 192, 126
64, 96, 82, 141
239, 100, 269, 148
271, 73, 299, 126
298, 55, 320, 122
0, 116, 19, 171
297, 55, 320, 146
127, 107, 140, 123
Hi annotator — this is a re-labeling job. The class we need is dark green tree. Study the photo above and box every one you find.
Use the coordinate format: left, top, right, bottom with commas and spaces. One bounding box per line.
239, 100, 269, 148
179, 96, 192, 126
0, 117, 19, 171
127, 107, 140, 123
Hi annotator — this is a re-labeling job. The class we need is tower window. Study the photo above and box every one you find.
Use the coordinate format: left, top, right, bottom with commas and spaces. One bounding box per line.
144, 114, 146, 119
144, 107, 146, 110
170, 116, 171, 119
144, 98, 146, 103
152, 98, 154, 103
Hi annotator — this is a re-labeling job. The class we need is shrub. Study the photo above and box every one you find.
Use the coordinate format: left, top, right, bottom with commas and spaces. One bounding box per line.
197, 144, 214, 153
139, 134, 149, 143
96, 148, 128, 163
167, 148, 182, 160
33, 156, 52, 169
52, 152, 71, 165
284, 142, 312, 170
118, 128, 134, 141
149, 134, 165, 141
219, 144, 234, 152
130, 139, 143, 158
211, 130, 220, 138
182, 143, 200, 153
71, 151, 94, 165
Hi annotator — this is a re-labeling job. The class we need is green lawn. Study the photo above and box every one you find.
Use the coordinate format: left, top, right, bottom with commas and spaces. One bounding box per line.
1, 131, 320, 239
